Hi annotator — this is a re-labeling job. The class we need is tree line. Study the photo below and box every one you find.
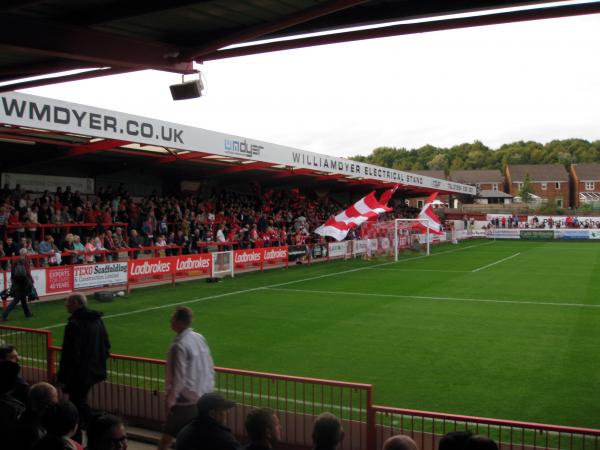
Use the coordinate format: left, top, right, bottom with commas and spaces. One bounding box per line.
350, 139, 600, 173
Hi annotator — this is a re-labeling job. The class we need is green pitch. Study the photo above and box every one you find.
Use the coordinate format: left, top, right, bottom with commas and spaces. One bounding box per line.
6, 240, 600, 429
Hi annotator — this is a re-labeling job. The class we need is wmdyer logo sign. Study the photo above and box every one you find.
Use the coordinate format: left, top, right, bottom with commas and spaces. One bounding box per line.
224, 139, 263, 158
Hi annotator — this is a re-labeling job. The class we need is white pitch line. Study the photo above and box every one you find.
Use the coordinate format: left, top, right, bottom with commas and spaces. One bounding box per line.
266, 287, 600, 309
368, 268, 470, 273
471, 252, 520, 273
37, 241, 493, 330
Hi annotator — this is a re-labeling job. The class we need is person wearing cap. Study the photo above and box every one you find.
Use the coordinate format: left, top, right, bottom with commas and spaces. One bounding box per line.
174, 392, 240, 450
158, 306, 215, 450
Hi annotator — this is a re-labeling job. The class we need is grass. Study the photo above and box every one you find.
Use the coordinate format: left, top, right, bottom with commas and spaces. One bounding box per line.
3, 239, 600, 429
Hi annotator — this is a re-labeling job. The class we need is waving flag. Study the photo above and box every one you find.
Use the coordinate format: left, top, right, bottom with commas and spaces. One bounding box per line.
315, 185, 398, 241
417, 192, 444, 235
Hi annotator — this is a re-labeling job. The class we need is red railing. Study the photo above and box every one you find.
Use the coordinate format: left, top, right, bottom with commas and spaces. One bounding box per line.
373, 405, 600, 450
3, 325, 599, 450
5, 222, 129, 241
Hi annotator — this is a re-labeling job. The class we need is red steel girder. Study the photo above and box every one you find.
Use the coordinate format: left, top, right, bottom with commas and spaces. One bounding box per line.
216, 161, 277, 175
201, 1, 600, 62
157, 151, 213, 164
65, 139, 130, 158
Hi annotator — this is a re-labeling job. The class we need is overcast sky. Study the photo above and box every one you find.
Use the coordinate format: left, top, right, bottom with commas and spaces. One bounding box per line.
24, 8, 600, 159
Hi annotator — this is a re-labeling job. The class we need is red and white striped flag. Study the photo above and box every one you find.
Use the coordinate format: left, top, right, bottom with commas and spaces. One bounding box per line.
417, 192, 444, 235
315, 186, 398, 241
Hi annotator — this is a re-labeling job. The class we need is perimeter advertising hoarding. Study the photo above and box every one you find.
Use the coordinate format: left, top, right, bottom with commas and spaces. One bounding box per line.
128, 254, 212, 277
74, 262, 128, 289
311, 244, 328, 260
263, 246, 288, 262
287, 245, 308, 262
328, 242, 349, 258
0, 92, 475, 196
45, 266, 73, 294
553, 229, 590, 240
520, 230, 554, 240
352, 240, 368, 255
488, 229, 521, 239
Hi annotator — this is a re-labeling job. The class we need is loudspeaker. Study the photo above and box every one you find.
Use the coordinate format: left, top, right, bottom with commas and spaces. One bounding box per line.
170, 79, 203, 100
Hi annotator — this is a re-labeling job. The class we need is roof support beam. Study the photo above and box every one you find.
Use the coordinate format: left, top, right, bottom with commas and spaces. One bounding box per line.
0, 14, 193, 72
200, 1, 600, 61
157, 151, 213, 164
181, 0, 369, 61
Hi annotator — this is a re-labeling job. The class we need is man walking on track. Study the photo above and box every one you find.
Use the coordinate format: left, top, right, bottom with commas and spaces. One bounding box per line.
158, 306, 215, 450
57, 293, 111, 444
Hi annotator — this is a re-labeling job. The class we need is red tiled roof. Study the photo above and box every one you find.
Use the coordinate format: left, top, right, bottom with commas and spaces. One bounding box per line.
450, 170, 504, 183
507, 164, 568, 182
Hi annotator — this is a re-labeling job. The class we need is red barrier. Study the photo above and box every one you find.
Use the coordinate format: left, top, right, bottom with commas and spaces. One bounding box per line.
4, 325, 600, 450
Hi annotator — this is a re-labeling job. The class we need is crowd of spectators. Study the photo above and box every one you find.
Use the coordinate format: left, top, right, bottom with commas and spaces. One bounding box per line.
486, 214, 600, 229
0, 183, 418, 268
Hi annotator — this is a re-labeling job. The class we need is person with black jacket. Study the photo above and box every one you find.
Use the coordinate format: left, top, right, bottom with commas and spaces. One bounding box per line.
243, 408, 281, 450
175, 393, 240, 450
57, 293, 111, 444
2, 250, 34, 321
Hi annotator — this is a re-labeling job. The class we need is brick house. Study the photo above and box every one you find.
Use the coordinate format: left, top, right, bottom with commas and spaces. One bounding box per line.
505, 164, 569, 207
450, 169, 504, 192
404, 170, 448, 208
570, 163, 600, 207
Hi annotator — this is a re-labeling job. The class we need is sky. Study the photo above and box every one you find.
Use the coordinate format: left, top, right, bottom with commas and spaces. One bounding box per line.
23, 6, 600, 159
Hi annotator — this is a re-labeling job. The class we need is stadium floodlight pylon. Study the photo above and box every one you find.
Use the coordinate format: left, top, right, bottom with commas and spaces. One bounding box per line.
394, 218, 431, 261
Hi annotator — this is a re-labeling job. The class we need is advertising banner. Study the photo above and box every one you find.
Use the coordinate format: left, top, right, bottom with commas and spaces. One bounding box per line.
311, 244, 328, 260
553, 229, 590, 240
288, 245, 308, 262
263, 246, 288, 262
590, 230, 600, 240
328, 242, 349, 258
173, 254, 212, 274
520, 230, 554, 240
0, 272, 5, 293
488, 229, 521, 239
31, 269, 46, 296
367, 239, 378, 251
46, 266, 73, 294
74, 262, 128, 289
352, 240, 368, 255
129, 257, 174, 277
233, 248, 263, 267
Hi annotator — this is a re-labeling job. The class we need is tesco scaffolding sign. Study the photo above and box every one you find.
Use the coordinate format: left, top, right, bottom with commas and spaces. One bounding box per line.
74, 262, 128, 289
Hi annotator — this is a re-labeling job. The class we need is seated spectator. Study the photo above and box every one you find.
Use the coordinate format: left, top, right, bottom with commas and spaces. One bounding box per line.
113, 227, 126, 249
383, 435, 418, 450
94, 235, 107, 262
33, 400, 82, 450
464, 436, 498, 450
8, 382, 59, 450
438, 431, 473, 450
0, 344, 30, 404
39, 235, 59, 266
243, 407, 281, 450
62, 234, 75, 265
84, 237, 96, 264
175, 393, 239, 450
129, 229, 144, 259
0, 361, 25, 438
311, 412, 344, 450
86, 413, 128, 450
72, 235, 85, 264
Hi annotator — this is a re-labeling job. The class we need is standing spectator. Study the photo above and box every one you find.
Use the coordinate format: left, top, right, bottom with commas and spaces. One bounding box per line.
243, 408, 281, 450
159, 307, 215, 450
2, 249, 34, 321
174, 393, 239, 450
383, 435, 418, 450
311, 413, 344, 450
86, 413, 129, 450
57, 293, 111, 444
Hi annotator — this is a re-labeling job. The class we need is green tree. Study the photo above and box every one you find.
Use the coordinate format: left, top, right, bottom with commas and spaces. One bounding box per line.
519, 173, 534, 203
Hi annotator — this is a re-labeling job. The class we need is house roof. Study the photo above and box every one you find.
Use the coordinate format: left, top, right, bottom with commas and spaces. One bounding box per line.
408, 170, 446, 179
572, 164, 600, 181
450, 170, 504, 183
477, 189, 512, 198
507, 164, 569, 182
